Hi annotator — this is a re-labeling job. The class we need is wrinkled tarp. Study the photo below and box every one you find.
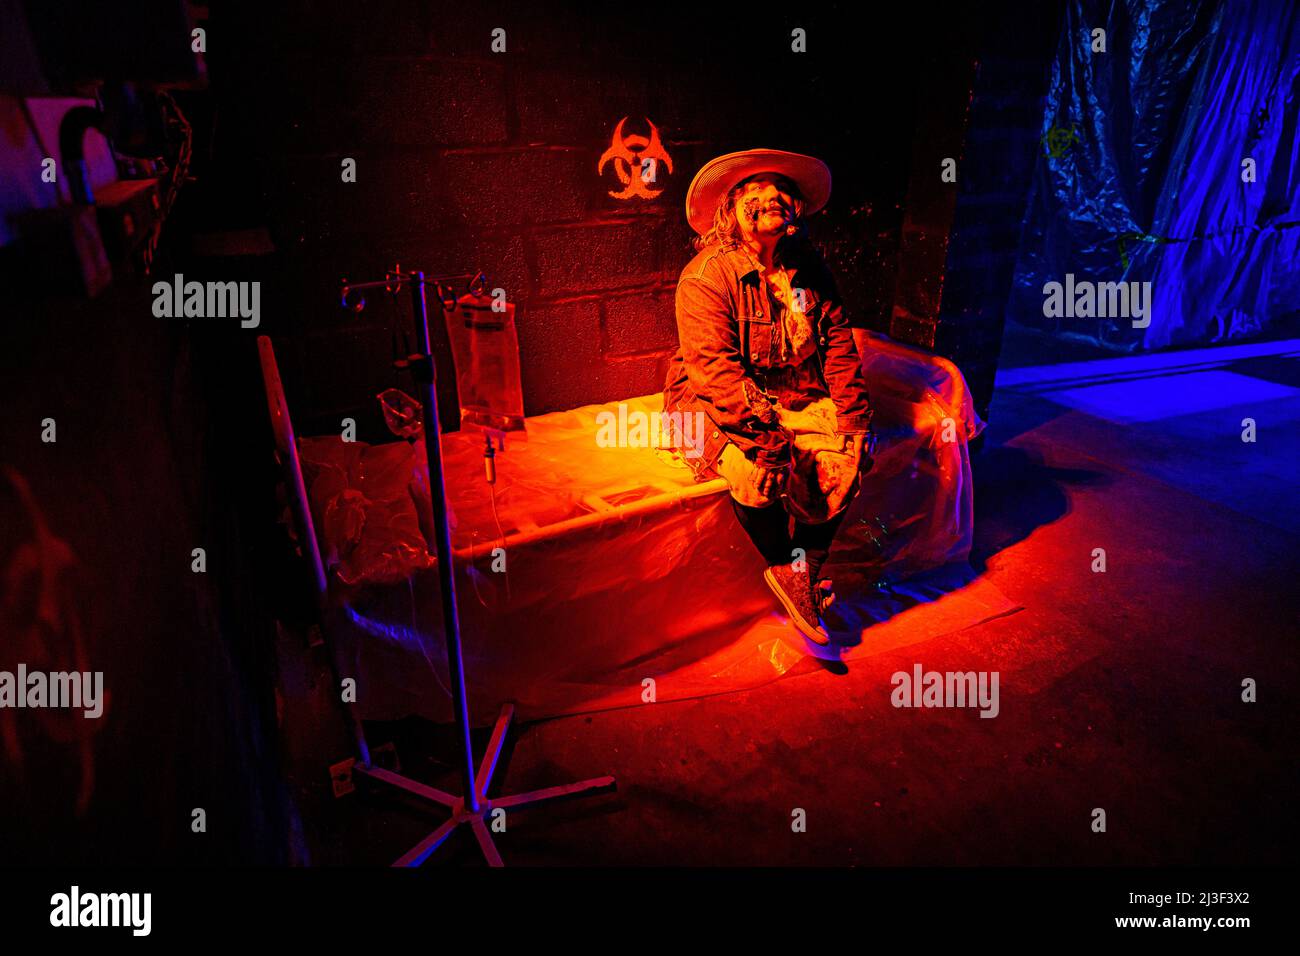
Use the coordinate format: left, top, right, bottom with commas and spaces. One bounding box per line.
1011, 0, 1300, 349
298, 331, 999, 724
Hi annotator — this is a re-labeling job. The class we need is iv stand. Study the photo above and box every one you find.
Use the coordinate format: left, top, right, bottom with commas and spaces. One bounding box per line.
336, 268, 616, 866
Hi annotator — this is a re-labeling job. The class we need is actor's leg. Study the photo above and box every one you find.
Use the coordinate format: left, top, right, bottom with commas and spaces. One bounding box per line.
791, 509, 847, 585
790, 442, 862, 582
731, 498, 792, 566
717, 442, 791, 564
767, 449, 860, 645
719, 442, 832, 645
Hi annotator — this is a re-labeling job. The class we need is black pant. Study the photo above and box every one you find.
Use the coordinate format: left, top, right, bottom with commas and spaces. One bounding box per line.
731, 499, 847, 582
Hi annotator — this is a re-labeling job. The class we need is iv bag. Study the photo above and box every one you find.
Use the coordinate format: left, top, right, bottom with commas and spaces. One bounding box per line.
442, 291, 527, 435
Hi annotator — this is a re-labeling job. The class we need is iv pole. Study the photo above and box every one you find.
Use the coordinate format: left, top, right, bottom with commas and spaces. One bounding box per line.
334, 268, 616, 866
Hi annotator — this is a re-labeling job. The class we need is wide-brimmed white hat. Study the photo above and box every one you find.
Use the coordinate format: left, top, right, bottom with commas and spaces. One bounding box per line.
685, 148, 831, 235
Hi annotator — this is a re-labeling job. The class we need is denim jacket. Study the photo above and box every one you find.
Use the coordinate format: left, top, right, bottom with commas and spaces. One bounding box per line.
662, 241, 873, 479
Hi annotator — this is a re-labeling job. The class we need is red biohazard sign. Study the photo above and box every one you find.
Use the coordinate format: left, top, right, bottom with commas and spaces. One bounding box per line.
598, 117, 673, 200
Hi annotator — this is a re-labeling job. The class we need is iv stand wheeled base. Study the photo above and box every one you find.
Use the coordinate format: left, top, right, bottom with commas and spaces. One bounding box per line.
355, 702, 615, 866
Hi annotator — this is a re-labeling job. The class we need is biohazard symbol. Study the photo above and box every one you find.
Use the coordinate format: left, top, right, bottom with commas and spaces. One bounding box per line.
1042, 123, 1080, 160
598, 117, 673, 200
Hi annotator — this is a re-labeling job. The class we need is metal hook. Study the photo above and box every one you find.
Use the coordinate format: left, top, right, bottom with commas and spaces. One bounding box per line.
339, 269, 485, 315
340, 280, 366, 312
385, 265, 403, 297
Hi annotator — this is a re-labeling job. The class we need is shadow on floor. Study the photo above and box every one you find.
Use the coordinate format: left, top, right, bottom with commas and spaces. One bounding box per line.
970, 443, 1110, 573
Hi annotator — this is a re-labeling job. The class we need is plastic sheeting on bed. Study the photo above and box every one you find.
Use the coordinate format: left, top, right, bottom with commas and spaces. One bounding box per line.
1010, 0, 1300, 350
295, 331, 995, 724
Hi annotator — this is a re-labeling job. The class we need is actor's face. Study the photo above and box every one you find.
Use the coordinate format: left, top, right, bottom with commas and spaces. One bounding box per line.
734, 175, 797, 241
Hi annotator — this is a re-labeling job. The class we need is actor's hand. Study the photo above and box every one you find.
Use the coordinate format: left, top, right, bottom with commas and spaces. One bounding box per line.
776, 405, 836, 437
751, 462, 790, 500
842, 434, 863, 473
840, 432, 875, 472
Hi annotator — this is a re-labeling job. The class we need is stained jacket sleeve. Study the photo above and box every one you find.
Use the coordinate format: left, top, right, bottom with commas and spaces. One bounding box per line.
815, 273, 873, 435
675, 274, 790, 468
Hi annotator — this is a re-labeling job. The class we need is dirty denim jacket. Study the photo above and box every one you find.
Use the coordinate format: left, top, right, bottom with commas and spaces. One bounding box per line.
662, 241, 873, 479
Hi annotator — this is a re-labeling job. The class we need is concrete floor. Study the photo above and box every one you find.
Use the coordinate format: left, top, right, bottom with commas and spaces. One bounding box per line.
303, 327, 1299, 866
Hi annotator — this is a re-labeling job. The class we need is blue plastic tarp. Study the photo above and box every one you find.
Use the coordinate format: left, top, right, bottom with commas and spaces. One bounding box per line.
1011, 0, 1300, 349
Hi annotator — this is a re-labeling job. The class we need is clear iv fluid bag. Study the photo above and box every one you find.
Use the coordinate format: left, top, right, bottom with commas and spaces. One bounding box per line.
443, 291, 527, 434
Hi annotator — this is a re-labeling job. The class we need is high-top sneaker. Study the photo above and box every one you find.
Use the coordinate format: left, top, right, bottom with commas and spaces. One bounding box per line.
762, 562, 831, 645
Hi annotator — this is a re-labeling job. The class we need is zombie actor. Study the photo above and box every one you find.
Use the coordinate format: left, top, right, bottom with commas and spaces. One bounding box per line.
663, 149, 875, 645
